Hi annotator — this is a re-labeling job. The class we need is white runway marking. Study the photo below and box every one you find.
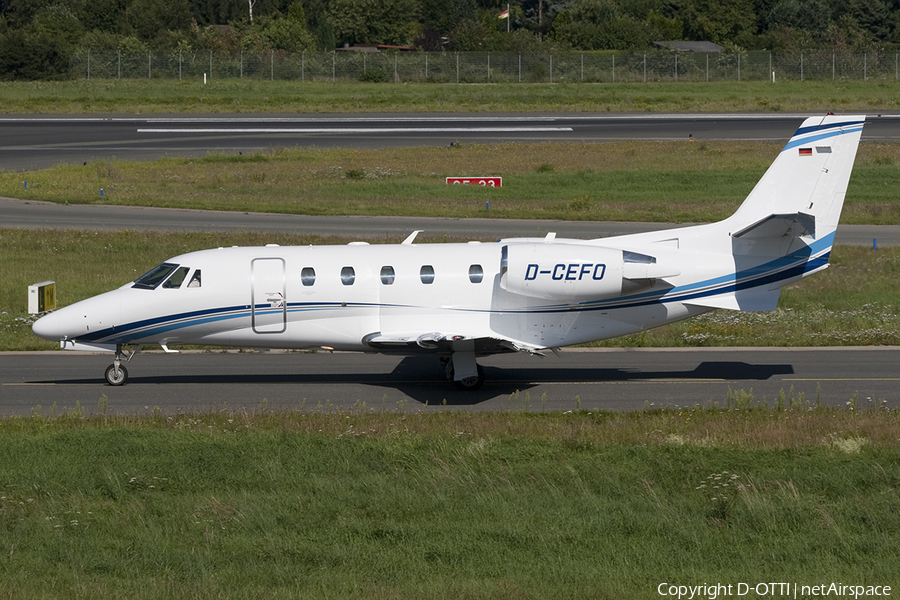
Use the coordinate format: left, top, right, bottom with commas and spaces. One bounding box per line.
137, 127, 575, 134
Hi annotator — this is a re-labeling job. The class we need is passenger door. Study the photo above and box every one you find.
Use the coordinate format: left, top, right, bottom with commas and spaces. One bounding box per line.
251, 258, 286, 334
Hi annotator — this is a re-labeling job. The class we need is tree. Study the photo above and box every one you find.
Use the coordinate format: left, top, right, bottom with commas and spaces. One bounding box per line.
768, 0, 830, 33
302, 0, 336, 48
848, 0, 892, 41
328, 0, 420, 46
520, 0, 568, 40
679, 0, 757, 44
0, 27, 70, 79
421, 0, 476, 36
31, 4, 83, 45
1, 0, 52, 29
260, 0, 316, 50
75, 0, 127, 33
448, 18, 485, 50
551, 0, 663, 50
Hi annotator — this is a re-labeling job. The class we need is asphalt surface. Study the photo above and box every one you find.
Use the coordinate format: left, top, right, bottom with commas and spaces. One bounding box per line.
3, 197, 898, 246
4, 112, 900, 171
1, 348, 897, 416
3, 112, 897, 413
4, 111, 899, 245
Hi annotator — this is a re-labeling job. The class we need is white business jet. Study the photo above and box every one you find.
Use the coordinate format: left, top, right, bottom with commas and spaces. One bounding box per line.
33, 114, 864, 389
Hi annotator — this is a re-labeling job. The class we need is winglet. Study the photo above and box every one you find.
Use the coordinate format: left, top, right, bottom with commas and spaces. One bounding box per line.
402, 230, 422, 245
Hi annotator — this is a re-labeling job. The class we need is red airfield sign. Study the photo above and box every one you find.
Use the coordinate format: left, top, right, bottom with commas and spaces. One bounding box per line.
446, 177, 502, 187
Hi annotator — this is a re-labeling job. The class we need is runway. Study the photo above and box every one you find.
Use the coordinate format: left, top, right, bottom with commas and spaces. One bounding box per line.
3, 112, 895, 413
3, 112, 900, 171
1, 347, 897, 416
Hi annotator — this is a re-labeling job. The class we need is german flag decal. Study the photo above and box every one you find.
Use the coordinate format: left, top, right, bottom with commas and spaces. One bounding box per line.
799, 148, 813, 156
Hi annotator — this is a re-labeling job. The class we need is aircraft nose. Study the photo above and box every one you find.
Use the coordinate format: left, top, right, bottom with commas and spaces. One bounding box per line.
32, 310, 63, 341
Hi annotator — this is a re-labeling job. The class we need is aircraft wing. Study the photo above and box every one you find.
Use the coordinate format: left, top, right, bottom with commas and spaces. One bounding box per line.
362, 332, 545, 356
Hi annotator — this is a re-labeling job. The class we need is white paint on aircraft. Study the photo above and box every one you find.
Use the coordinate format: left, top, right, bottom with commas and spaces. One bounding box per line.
33, 115, 866, 390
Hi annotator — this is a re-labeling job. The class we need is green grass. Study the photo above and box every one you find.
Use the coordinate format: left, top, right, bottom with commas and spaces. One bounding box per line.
1, 79, 900, 113
592, 245, 900, 348
0, 406, 897, 599
4, 141, 900, 224
6, 77, 899, 599
2, 230, 899, 351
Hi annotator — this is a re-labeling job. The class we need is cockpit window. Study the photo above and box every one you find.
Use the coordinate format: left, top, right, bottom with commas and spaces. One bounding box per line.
187, 270, 201, 288
133, 263, 179, 290
162, 266, 190, 289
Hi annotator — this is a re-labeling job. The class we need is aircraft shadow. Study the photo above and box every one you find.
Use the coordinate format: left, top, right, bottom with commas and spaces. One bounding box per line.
387, 356, 795, 406
39, 356, 793, 407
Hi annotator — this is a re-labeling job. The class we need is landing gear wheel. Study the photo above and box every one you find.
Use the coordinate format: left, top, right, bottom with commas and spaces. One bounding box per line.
105, 363, 128, 386
453, 364, 485, 391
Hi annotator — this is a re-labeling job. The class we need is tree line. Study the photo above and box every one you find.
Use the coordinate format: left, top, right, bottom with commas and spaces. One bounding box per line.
1, 0, 898, 79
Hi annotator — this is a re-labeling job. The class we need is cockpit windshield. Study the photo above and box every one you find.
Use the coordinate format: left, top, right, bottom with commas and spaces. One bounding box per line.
132, 263, 179, 290
162, 266, 190, 289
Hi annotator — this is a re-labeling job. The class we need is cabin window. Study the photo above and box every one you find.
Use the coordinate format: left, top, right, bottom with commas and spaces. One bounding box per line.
468, 264, 484, 283
301, 267, 316, 287
420, 265, 435, 284
380, 266, 395, 285
341, 266, 356, 286
187, 270, 201, 288
162, 266, 190, 289
133, 263, 179, 290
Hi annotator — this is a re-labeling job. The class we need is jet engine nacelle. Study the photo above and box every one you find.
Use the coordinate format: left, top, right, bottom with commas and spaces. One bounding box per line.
501, 243, 626, 301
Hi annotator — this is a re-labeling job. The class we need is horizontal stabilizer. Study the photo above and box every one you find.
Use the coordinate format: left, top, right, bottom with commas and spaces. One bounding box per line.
732, 212, 816, 240
684, 289, 781, 312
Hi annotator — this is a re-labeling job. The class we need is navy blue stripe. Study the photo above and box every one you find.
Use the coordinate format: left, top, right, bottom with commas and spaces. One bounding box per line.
75, 237, 835, 343
77, 304, 248, 342
792, 119, 864, 138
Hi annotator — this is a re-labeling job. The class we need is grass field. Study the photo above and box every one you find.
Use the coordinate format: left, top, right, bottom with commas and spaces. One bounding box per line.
1, 79, 900, 114
4, 140, 900, 225
4, 75, 898, 600
0, 407, 897, 599
2, 229, 899, 351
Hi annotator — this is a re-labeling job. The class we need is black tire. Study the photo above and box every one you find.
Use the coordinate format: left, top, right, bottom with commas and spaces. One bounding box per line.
105, 364, 128, 386
453, 364, 485, 391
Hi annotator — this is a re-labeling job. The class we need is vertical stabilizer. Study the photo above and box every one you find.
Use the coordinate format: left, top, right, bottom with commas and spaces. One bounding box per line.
728, 114, 865, 243
682, 115, 865, 313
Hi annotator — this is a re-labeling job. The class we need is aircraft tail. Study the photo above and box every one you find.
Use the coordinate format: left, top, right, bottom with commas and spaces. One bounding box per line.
680, 115, 864, 313
727, 114, 865, 247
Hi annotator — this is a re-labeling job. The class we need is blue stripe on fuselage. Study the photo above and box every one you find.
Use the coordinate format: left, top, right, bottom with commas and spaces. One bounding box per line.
74, 235, 834, 343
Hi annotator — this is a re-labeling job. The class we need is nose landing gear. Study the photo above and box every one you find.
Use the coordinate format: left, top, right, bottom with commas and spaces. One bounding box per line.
104, 344, 140, 386
105, 362, 128, 386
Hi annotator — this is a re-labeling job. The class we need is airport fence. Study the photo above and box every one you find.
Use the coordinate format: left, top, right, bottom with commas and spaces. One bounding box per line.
69, 49, 900, 83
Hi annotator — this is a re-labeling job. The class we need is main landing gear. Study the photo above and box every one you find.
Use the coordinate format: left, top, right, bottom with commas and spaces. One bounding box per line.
454, 364, 485, 391
104, 344, 140, 386
443, 352, 486, 391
